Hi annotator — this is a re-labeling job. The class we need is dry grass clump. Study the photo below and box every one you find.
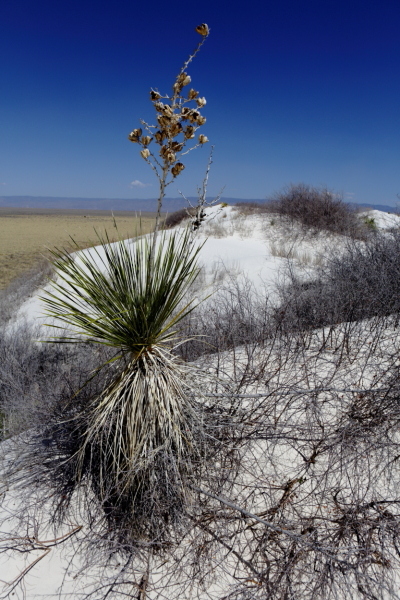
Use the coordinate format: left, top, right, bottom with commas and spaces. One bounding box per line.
269, 183, 364, 237
269, 239, 324, 266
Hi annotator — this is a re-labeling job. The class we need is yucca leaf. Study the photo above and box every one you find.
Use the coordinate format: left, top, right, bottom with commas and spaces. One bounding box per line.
41, 227, 203, 353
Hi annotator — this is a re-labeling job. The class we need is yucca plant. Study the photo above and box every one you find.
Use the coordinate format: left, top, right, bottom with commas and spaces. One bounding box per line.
40, 227, 205, 544
37, 25, 213, 547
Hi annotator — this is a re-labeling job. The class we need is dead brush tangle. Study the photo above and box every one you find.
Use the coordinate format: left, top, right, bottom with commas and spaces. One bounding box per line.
3, 220, 400, 595
4, 253, 400, 599
276, 229, 400, 332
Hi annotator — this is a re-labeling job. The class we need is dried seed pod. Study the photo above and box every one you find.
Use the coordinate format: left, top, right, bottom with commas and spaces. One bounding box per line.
128, 128, 142, 142
162, 104, 174, 117
196, 97, 206, 107
198, 134, 209, 144
188, 88, 199, 100
154, 130, 166, 143
177, 72, 189, 84
195, 23, 209, 36
181, 107, 191, 120
160, 146, 176, 163
140, 148, 150, 159
171, 162, 185, 177
157, 115, 171, 128
170, 141, 184, 152
150, 90, 161, 101
184, 125, 195, 139
188, 110, 200, 123
175, 72, 191, 89
141, 136, 152, 146
196, 115, 207, 126
154, 102, 165, 112
170, 122, 183, 137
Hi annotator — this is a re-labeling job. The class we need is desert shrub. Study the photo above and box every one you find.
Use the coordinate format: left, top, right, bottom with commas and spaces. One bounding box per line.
177, 278, 275, 362
269, 183, 363, 237
0, 325, 111, 438
234, 200, 271, 215
364, 215, 377, 230
34, 227, 208, 548
163, 207, 196, 228
276, 230, 400, 331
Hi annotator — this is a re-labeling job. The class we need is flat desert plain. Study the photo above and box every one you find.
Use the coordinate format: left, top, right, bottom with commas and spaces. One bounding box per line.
0, 207, 159, 289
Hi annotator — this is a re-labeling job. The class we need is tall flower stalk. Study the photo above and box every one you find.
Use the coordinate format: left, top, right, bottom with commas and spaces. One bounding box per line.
128, 23, 210, 259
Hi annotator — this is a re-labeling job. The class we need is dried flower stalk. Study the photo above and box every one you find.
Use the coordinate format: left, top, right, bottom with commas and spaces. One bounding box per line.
128, 24, 210, 258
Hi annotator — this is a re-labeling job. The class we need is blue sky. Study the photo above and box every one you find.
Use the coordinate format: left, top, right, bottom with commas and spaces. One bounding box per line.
1, 0, 400, 206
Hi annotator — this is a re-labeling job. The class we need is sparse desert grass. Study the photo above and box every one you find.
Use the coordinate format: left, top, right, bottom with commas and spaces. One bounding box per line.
0, 209, 157, 289
199, 207, 254, 238
269, 239, 324, 266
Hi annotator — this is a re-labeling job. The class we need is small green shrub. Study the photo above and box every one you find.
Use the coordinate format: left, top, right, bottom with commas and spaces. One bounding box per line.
364, 216, 377, 230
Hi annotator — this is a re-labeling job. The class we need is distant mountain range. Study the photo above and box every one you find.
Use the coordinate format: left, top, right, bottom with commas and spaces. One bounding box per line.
0, 196, 398, 214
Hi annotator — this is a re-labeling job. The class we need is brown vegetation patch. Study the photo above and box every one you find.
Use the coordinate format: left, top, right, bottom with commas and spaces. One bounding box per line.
0, 210, 157, 289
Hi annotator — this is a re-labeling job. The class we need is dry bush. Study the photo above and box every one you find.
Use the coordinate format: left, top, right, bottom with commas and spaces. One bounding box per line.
176, 278, 274, 362
276, 230, 400, 332
0, 325, 112, 439
163, 207, 196, 228
234, 201, 271, 214
3, 294, 400, 599
269, 183, 364, 237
